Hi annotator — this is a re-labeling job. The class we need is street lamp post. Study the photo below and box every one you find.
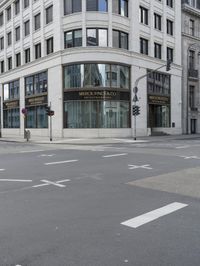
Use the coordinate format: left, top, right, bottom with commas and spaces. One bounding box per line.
186, 43, 200, 134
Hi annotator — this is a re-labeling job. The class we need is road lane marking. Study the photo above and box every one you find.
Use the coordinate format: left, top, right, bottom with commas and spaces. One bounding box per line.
121, 202, 188, 229
44, 160, 78, 165
176, 145, 190, 149
38, 154, 55, 157
0, 179, 32, 182
0, 169, 5, 171
32, 179, 70, 188
179, 155, 200, 159
128, 164, 153, 170
20, 150, 44, 153
103, 153, 127, 158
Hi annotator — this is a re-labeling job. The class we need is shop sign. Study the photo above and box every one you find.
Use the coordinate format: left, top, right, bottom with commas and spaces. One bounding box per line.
64, 90, 130, 101
25, 95, 47, 106
3, 100, 19, 109
148, 95, 170, 105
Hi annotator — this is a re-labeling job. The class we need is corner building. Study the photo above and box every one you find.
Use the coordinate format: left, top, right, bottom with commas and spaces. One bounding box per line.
0, 0, 182, 139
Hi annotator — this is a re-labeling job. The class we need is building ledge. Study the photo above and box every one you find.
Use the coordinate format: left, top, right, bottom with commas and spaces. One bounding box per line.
182, 3, 200, 17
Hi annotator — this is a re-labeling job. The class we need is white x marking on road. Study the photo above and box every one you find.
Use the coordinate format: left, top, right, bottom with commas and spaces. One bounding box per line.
32, 179, 70, 188
39, 154, 55, 157
128, 164, 153, 170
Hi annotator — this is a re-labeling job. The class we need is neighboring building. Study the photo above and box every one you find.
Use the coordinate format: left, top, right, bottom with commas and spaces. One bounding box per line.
0, 0, 182, 139
182, 0, 200, 134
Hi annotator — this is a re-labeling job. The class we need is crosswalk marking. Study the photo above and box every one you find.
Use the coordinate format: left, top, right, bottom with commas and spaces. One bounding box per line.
128, 164, 152, 170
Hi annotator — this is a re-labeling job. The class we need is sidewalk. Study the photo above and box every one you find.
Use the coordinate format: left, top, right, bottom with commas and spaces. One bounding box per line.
0, 134, 199, 145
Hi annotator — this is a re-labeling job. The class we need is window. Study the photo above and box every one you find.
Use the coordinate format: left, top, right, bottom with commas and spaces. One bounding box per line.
1, 60, 4, 73
154, 43, 162, 59
113, 30, 128, 50
189, 85, 195, 108
26, 106, 48, 128
24, 20, 30, 36
35, 43, 41, 59
46, 5, 53, 24
113, 0, 128, 17
86, 0, 108, 12
7, 57, 12, 70
167, 19, 173, 35
15, 26, 20, 42
139, 6, 148, 25
167, 47, 173, 62
24, 0, 29, 8
166, 0, 173, 8
46, 37, 53, 54
25, 48, 30, 63
25, 72, 47, 96
0, 13, 4, 26
87, 28, 108, 46
7, 32, 12, 46
16, 53, 21, 67
15, 0, 20, 15
140, 37, 148, 55
64, 0, 82, 15
64, 29, 82, 48
7, 6, 11, 21
154, 13, 162, 31
189, 50, 195, 69
189, 19, 195, 36
34, 13, 41, 31
0, 37, 4, 50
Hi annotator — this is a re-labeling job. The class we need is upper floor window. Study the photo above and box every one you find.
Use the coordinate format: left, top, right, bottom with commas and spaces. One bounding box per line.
167, 47, 173, 62
3, 80, 19, 101
166, 0, 173, 8
35, 43, 41, 59
7, 6, 11, 21
166, 19, 173, 35
86, 0, 108, 12
7, 32, 12, 46
189, 19, 195, 36
34, 13, 41, 31
7, 57, 12, 70
16, 52, 21, 67
140, 37, 148, 55
24, 20, 30, 36
25, 72, 47, 96
189, 50, 195, 69
154, 42, 162, 59
46, 37, 54, 54
25, 48, 30, 63
139, 6, 148, 25
0, 13, 4, 27
0, 36, 4, 50
154, 13, 162, 31
64, 0, 82, 15
64, 29, 82, 48
46, 5, 53, 24
113, 30, 128, 50
15, 26, 20, 42
189, 85, 195, 108
15, 0, 20, 15
113, 0, 128, 17
1, 60, 4, 73
87, 28, 108, 46
24, 0, 29, 8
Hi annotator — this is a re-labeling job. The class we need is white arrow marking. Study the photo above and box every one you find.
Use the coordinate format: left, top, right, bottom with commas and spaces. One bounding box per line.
128, 164, 153, 170
44, 160, 78, 165
121, 202, 188, 229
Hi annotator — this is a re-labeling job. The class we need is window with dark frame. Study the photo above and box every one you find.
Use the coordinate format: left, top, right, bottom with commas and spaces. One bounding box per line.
34, 13, 41, 31
166, 0, 173, 8
154, 13, 162, 31
15, 0, 20, 15
140, 37, 148, 55
112, 0, 128, 17
46, 37, 54, 54
16, 53, 21, 67
189, 19, 195, 36
46, 5, 53, 24
167, 19, 173, 35
64, 29, 82, 48
189, 85, 195, 108
1, 60, 4, 73
113, 29, 128, 50
7, 6, 11, 21
24, 20, 30, 36
15, 26, 20, 42
189, 50, 195, 69
24, 0, 30, 9
154, 42, 162, 59
35, 43, 41, 59
25, 48, 30, 63
64, 0, 82, 15
0, 36, 4, 50
7, 32, 12, 46
7, 57, 12, 70
86, 0, 108, 12
167, 47, 173, 62
86, 28, 108, 47
139, 6, 148, 25
0, 13, 4, 26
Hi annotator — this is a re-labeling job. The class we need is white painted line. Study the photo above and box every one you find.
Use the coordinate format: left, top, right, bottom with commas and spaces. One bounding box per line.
44, 160, 78, 165
179, 155, 200, 160
41, 180, 66, 187
56, 179, 71, 184
176, 145, 190, 149
121, 202, 188, 229
32, 179, 71, 188
39, 154, 55, 157
0, 169, 5, 171
103, 153, 127, 158
0, 179, 32, 182
20, 150, 44, 153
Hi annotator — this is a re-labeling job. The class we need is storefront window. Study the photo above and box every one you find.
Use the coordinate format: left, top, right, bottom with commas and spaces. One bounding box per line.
26, 106, 48, 128
83, 64, 110, 87
3, 108, 20, 128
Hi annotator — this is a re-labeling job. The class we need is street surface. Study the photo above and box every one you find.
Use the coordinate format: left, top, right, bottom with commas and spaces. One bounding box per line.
0, 136, 200, 266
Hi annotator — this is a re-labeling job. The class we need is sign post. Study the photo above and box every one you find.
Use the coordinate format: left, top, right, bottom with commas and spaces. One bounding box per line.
21, 108, 28, 139
50, 102, 52, 142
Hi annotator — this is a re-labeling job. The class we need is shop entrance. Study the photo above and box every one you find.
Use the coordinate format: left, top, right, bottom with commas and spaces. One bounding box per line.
191, 119, 197, 134
148, 104, 170, 128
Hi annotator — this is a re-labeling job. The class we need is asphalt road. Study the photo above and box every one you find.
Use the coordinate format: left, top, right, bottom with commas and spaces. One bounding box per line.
0, 137, 200, 266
